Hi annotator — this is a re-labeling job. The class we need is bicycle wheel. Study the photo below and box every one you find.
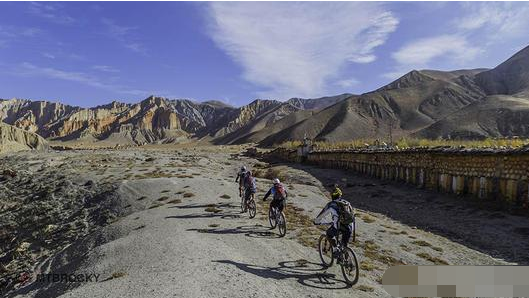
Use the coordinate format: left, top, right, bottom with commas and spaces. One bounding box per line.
268, 207, 277, 229
318, 234, 334, 267
340, 247, 359, 285
248, 199, 256, 218
278, 212, 286, 237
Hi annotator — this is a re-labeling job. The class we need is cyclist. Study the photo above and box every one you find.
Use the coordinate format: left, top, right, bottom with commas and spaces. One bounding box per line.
263, 178, 288, 213
313, 193, 354, 257
243, 171, 257, 209
235, 166, 247, 197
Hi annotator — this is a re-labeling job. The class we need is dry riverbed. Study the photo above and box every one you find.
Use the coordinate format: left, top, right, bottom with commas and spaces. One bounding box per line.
1, 145, 524, 297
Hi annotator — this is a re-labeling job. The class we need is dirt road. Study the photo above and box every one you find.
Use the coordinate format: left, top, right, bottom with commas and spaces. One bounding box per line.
3, 145, 524, 297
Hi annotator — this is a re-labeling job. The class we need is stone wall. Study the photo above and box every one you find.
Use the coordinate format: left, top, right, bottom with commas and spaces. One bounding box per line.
269, 148, 529, 210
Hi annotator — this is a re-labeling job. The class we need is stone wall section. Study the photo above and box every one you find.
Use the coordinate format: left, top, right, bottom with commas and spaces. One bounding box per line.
270, 148, 529, 209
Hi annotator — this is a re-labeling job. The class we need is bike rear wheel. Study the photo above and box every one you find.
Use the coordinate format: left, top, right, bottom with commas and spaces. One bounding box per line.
340, 247, 359, 285
318, 234, 334, 267
268, 208, 277, 229
248, 199, 256, 218
277, 212, 286, 237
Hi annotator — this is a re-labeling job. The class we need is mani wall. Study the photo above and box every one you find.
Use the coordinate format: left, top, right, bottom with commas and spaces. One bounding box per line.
270, 147, 529, 211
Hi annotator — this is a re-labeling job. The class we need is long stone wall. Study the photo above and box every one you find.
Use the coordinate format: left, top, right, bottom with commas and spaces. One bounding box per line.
270, 148, 529, 210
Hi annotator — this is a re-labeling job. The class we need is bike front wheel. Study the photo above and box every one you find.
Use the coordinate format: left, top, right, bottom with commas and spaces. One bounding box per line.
318, 234, 334, 267
268, 208, 277, 229
277, 212, 286, 237
240, 198, 246, 213
340, 247, 359, 285
248, 199, 256, 218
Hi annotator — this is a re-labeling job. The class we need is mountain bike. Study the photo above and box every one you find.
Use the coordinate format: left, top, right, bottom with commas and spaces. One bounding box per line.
318, 230, 359, 285
268, 202, 286, 237
241, 189, 256, 218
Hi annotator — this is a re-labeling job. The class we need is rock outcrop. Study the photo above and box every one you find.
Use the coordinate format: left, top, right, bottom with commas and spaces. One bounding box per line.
0, 122, 48, 153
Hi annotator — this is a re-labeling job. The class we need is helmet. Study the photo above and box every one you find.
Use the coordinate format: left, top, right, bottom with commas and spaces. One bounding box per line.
241, 166, 246, 171
334, 183, 339, 188
273, 178, 280, 185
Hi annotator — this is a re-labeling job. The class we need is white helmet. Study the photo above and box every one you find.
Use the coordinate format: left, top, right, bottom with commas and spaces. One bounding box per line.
273, 178, 280, 185
241, 166, 246, 171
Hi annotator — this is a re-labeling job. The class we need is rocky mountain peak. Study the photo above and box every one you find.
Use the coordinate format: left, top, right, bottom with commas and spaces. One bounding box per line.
476, 45, 529, 95
379, 70, 435, 91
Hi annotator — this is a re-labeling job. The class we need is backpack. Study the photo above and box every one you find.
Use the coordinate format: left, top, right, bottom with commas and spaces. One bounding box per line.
274, 184, 287, 200
246, 177, 256, 192
336, 199, 354, 226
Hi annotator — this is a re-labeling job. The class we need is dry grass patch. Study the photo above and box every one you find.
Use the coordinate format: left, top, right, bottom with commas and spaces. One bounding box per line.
416, 252, 449, 265
253, 167, 285, 181
176, 174, 193, 178
360, 214, 376, 223
208, 223, 220, 228
220, 194, 231, 199
205, 207, 222, 213
143, 171, 175, 178
357, 285, 375, 292
110, 271, 127, 279
148, 203, 163, 209
183, 192, 195, 198
412, 240, 432, 247
281, 138, 529, 150
359, 240, 403, 267
399, 244, 411, 252
360, 260, 378, 271
157, 196, 170, 201
167, 199, 182, 204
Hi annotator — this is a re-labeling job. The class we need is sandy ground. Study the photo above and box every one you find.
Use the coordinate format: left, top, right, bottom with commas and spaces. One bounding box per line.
2, 145, 527, 298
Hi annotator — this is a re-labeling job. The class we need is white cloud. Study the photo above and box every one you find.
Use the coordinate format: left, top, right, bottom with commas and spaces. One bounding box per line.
15, 62, 151, 96
101, 18, 146, 54
335, 78, 359, 89
456, 2, 529, 39
28, 2, 75, 25
206, 2, 398, 100
20, 28, 42, 37
391, 35, 481, 68
92, 65, 120, 73
42, 53, 55, 59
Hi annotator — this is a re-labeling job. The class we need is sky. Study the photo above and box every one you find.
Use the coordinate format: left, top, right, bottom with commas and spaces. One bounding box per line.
0, 1, 528, 107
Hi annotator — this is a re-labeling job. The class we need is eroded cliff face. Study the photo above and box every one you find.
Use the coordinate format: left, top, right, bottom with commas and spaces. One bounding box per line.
0, 94, 348, 146
0, 122, 48, 153
0, 97, 185, 144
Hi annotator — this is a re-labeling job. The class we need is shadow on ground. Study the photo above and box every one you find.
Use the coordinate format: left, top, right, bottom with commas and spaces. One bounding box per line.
188, 224, 282, 239
213, 259, 351, 290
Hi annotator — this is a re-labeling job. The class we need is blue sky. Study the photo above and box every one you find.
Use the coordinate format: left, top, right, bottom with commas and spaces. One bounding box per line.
0, 2, 528, 107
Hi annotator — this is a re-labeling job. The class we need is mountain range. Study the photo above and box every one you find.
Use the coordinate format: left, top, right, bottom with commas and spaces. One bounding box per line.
1, 45, 529, 147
